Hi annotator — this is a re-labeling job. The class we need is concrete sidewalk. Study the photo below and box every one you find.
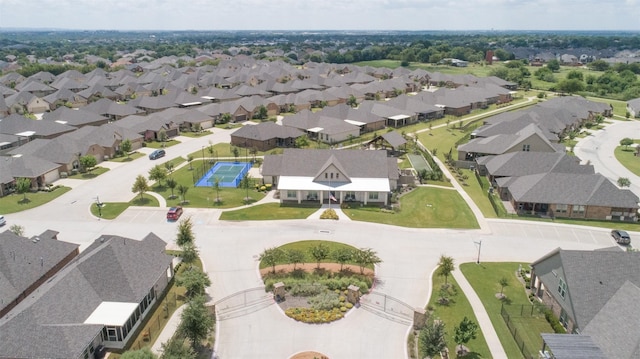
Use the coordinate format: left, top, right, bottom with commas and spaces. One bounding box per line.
452, 269, 508, 359
151, 304, 186, 355
306, 204, 351, 221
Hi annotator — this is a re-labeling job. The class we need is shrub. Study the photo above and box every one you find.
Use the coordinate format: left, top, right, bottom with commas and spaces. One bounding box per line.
284, 307, 345, 323
307, 291, 341, 310
345, 302, 353, 309
289, 282, 327, 297
320, 208, 339, 220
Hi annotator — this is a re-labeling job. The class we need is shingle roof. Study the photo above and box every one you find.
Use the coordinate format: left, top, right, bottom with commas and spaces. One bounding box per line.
231, 122, 303, 141
479, 152, 593, 178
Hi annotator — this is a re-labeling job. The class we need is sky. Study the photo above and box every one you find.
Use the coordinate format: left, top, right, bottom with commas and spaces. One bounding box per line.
0, 0, 639, 31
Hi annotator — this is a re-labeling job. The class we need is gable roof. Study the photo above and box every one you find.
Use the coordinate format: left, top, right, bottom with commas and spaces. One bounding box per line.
477, 152, 594, 178
231, 121, 303, 141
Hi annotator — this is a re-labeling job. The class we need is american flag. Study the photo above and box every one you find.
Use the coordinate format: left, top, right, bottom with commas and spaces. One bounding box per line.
329, 192, 337, 202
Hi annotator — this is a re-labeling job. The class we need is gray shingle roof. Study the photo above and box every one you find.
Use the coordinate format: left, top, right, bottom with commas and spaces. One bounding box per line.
231, 122, 303, 141
479, 152, 593, 178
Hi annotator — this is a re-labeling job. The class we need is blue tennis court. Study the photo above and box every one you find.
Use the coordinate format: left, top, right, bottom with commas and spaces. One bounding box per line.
195, 161, 252, 188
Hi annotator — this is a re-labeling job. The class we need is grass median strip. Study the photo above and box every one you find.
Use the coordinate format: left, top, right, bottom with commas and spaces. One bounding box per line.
220, 203, 321, 221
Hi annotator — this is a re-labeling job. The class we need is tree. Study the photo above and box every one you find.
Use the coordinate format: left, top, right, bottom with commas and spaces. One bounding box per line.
295, 135, 310, 148
309, 243, 331, 269
287, 249, 306, 270
212, 176, 221, 203
255, 105, 268, 120
79, 155, 97, 173
620, 137, 634, 150
454, 316, 479, 355
159, 128, 168, 147
121, 348, 157, 359
121, 139, 132, 158
178, 184, 189, 204
221, 113, 233, 124
149, 165, 168, 187
192, 122, 201, 133
179, 295, 214, 349
347, 95, 358, 107
166, 177, 177, 199
332, 248, 353, 271
16, 177, 31, 202
557, 78, 585, 94
353, 248, 382, 274
241, 173, 252, 203
132, 175, 149, 201
618, 177, 631, 187
180, 243, 199, 268
232, 146, 240, 161
160, 337, 196, 359
437, 255, 455, 285
9, 224, 25, 236
187, 155, 194, 170
178, 268, 211, 298
259, 247, 283, 274
546, 59, 560, 72
419, 320, 447, 358
164, 161, 175, 175
499, 277, 509, 296
176, 216, 195, 247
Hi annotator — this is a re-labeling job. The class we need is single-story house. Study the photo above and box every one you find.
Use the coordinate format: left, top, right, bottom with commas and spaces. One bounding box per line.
230, 122, 304, 151
628, 98, 640, 118
262, 149, 399, 205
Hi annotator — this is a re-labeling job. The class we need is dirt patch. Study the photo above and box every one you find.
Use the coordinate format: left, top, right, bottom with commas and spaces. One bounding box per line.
260, 263, 374, 277
290, 351, 329, 359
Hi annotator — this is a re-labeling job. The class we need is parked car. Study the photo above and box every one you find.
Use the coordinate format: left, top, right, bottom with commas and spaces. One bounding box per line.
611, 229, 631, 245
0, 215, 5, 226
149, 149, 166, 160
166, 206, 183, 221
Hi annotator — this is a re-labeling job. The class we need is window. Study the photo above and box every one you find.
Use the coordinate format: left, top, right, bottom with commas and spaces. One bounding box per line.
368, 192, 379, 200
572, 205, 585, 215
325, 173, 328, 179
287, 190, 297, 198
522, 144, 530, 152
559, 309, 568, 328
345, 191, 356, 201
336, 173, 339, 179
331, 173, 334, 179
558, 278, 567, 299
556, 204, 568, 213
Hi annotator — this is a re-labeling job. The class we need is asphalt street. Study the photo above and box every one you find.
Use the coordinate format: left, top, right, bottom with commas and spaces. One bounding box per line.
4, 122, 636, 359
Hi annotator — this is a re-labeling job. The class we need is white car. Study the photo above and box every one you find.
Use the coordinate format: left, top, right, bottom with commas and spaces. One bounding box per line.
0, 215, 6, 226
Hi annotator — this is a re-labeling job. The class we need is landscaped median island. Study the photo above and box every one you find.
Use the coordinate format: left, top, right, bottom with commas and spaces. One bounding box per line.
259, 241, 380, 324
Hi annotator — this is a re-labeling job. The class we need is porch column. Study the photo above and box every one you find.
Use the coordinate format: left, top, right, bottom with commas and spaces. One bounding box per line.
384, 192, 388, 206
364, 191, 368, 205
319, 190, 323, 204
531, 202, 536, 215
340, 191, 344, 203
297, 190, 301, 204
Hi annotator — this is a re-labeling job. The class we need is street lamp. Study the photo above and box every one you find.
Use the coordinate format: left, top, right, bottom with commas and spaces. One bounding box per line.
201, 146, 205, 174
475, 239, 482, 264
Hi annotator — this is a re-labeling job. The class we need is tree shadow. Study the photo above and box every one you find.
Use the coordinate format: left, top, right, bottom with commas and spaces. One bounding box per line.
455, 351, 482, 359
131, 197, 153, 206
18, 198, 31, 204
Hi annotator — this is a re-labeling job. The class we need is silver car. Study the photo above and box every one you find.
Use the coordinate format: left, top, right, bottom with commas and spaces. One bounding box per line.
611, 229, 631, 245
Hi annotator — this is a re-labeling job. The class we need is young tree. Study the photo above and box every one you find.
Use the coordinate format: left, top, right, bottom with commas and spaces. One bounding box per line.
192, 122, 201, 133
79, 155, 97, 173
255, 105, 268, 120
16, 177, 31, 202
353, 248, 382, 274
221, 113, 232, 124
618, 177, 631, 187
176, 216, 195, 247
212, 176, 221, 204
454, 316, 479, 355
309, 243, 331, 269
178, 184, 189, 204
9, 224, 25, 236
347, 95, 358, 107
120, 139, 132, 158
179, 295, 214, 349
180, 243, 199, 268
178, 269, 211, 299
132, 175, 149, 201
620, 137, 634, 150
121, 348, 157, 359
295, 135, 310, 148
286, 249, 306, 270
499, 277, 509, 297
259, 247, 283, 274
241, 173, 252, 203
164, 161, 175, 175
149, 165, 168, 187
332, 247, 353, 271
158, 128, 168, 147
438, 255, 455, 285
166, 177, 177, 199
160, 336, 196, 359
187, 155, 194, 170
232, 147, 240, 161
419, 320, 447, 358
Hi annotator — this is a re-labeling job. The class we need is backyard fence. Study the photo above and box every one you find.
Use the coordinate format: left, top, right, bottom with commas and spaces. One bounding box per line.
500, 303, 551, 359
128, 290, 179, 351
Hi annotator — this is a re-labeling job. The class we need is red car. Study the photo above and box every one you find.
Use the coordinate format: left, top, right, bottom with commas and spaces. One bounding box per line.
166, 206, 183, 221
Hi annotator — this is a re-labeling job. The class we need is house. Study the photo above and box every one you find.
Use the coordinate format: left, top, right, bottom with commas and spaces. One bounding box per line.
530, 248, 640, 358
83, 98, 145, 122
0, 230, 79, 318
0, 233, 174, 359
0, 154, 63, 193
262, 149, 399, 205
41, 107, 109, 128
281, 110, 360, 144
230, 122, 304, 151
0, 113, 77, 140
628, 98, 640, 118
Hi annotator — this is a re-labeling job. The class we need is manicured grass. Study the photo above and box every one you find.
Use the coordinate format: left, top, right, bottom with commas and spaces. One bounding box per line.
614, 144, 640, 176
180, 130, 212, 138
219, 202, 321, 221
458, 168, 499, 218
259, 240, 368, 269
144, 140, 180, 149
66, 166, 109, 179
426, 270, 491, 358
0, 186, 71, 214
341, 186, 479, 228
90, 195, 160, 219
110, 152, 145, 162
460, 262, 554, 359
152, 159, 265, 209
585, 96, 630, 117
508, 214, 640, 232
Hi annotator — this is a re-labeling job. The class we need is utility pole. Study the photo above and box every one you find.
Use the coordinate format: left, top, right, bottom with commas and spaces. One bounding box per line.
476, 239, 482, 264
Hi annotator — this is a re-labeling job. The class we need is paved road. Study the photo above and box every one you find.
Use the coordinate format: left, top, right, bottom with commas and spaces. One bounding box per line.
4, 118, 635, 359
574, 119, 640, 198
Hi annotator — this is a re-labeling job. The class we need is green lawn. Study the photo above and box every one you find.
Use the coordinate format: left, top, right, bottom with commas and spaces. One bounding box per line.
460, 168, 499, 219
152, 159, 266, 209
585, 96, 630, 117
614, 144, 640, 176
180, 130, 212, 138
110, 152, 145, 162
426, 270, 491, 358
341, 186, 479, 228
0, 186, 71, 214
144, 140, 180, 149
219, 202, 321, 221
67, 166, 109, 179
260, 240, 368, 269
90, 195, 160, 219
460, 262, 554, 359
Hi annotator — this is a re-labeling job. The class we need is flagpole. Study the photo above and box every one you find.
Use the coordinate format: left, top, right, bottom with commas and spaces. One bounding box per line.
329, 177, 331, 210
